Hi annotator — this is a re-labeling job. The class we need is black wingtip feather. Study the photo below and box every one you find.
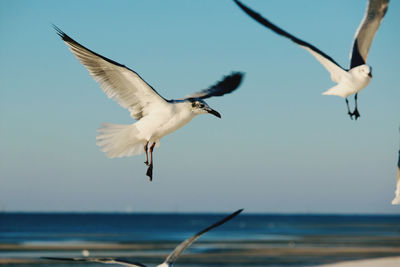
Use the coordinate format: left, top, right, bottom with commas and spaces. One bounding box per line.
52, 24, 80, 45
182, 71, 245, 100
196, 208, 244, 236
52, 24, 68, 41
52, 25, 129, 69
213, 72, 245, 97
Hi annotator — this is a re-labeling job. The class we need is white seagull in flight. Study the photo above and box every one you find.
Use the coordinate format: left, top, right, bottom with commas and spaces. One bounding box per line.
233, 0, 389, 120
54, 26, 244, 181
42, 209, 243, 267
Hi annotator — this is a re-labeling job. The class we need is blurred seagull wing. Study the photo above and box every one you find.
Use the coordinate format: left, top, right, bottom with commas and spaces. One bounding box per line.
233, 0, 347, 82
183, 72, 244, 100
54, 26, 168, 120
42, 257, 146, 267
163, 209, 243, 265
350, 0, 389, 68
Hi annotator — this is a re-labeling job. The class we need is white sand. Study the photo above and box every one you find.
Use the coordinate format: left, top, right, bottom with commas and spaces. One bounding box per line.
316, 256, 400, 267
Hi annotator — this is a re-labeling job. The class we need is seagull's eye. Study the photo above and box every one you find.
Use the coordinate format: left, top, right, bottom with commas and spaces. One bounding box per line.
199, 104, 205, 108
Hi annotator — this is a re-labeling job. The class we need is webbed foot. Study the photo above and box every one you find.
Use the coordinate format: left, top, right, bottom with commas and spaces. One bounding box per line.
146, 164, 153, 182
348, 111, 354, 120
352, 108, 360, 120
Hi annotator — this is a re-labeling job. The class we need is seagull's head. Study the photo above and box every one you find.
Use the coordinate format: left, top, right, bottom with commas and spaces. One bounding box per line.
188, 99, 221, 118
358, 64, 372, 78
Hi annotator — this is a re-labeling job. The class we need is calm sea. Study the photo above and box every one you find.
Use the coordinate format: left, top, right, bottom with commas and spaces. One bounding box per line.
1, 213, 399, 266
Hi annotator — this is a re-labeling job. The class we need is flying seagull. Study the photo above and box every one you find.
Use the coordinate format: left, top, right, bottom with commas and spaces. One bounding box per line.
392, 128, 400, 205
42, 209, 243, 267
54, 26, 244, 181
233, 0, 389, 120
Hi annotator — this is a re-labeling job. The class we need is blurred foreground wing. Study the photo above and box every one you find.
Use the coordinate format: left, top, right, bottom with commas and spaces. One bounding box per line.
350, 0, 389, 68
42, 257, 146, 267
184, 72, 244, 100
163, 209, 243, 265
54, 25, 168, 120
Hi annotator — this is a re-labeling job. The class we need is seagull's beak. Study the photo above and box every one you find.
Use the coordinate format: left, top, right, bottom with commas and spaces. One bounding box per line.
207, 108, 221, 118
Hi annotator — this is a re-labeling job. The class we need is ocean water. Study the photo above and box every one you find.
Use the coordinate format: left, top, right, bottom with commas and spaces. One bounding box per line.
1, 213, 400, 266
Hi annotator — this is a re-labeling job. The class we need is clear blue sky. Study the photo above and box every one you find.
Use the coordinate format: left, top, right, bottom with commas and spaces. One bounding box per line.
1, 0, 399, 213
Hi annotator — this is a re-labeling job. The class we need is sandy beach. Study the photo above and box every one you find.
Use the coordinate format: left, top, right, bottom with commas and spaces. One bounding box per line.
316, 256, 400, 267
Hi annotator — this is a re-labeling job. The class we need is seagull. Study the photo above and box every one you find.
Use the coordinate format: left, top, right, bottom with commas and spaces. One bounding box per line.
54, 26, 244, 181
392, 128, 400, 205
42, 209, 243, 267
233, 0, 389, 120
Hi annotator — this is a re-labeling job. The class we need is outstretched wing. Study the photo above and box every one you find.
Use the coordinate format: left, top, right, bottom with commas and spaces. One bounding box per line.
54, 25, 169, 120
350, 0, 389, 68
163, 209, 243, 266
233, 0, 347, 83
42, 257, 146, 267
183, 72, 244, 100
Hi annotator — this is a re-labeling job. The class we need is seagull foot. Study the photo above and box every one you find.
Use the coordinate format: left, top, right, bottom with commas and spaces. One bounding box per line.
144, 160, 149, 166
348, 111, 354, 120
146, 165, 153, 182
353, 108, 360, 120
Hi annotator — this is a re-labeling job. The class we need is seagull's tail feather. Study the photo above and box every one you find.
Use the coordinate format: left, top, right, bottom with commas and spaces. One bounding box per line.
322, 85, 348, 98
96, 123, 144, 158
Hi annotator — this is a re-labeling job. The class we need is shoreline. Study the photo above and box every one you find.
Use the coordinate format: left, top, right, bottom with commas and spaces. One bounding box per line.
1, 242, 399, 265
316, 256, 400, 266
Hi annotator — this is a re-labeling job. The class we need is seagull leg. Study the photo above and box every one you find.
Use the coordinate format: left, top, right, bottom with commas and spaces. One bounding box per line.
352, 93, 360, 120
146, 142, 156, 182
144, 141, 149, 166
345, 98, 353, 120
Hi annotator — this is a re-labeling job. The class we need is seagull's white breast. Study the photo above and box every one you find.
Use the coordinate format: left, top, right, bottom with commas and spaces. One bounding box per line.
328, 67, 371, 98
323, 66, 371, 98
344, 67, 371, 94
136, 102, 195, 142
